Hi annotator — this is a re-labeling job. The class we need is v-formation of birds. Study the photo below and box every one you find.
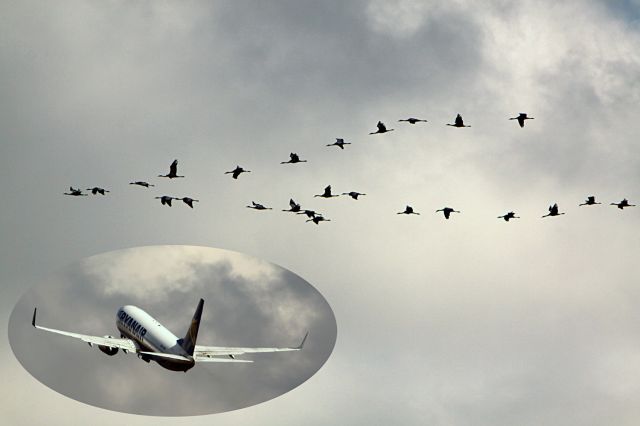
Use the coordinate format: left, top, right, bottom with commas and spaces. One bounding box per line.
64, 114, 635, 224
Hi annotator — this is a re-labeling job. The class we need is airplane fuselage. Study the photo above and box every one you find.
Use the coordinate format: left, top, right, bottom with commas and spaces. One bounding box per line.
116, 305, 195, 371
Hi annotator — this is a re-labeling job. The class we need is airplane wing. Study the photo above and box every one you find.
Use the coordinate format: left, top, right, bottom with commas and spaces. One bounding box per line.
193, 332, 308, 362
31, 308, 137, 353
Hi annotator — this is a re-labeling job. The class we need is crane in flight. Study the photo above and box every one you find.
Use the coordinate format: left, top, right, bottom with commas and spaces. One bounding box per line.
247, 201, 272, 210
64, 187, 87, 196
509, 113, 534, 128
369, 121, 394, 135
306, 216, 330, 225
342, 191, 366, 200
179, 197, 199, 208
446, 114, 470, 128
436, 207, 461, 219
397, 206, 419, 215
579, 196, 600, 206
225, 166, 251, 179
611, 199, 636, 209
314, 185, 339, 198
280, 153, 307, 164
87, 187, 110, 195
130, 181, 154, 188
155, 196, 177, 207
158, 160, 184, 179
497, 211, 520, 221
283, 199, 301, 213
327, 138, 351, 149
398, 117, 428, 124
542, 203, 565, 217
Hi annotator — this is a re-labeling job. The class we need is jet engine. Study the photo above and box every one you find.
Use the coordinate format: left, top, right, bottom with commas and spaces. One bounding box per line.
98, 336, 119, 356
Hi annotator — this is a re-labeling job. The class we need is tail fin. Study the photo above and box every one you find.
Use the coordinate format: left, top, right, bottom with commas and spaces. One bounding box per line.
179, 298, 204, 356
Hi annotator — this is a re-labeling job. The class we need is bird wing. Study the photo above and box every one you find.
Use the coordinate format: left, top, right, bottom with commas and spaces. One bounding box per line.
377, 121, 386, 132
455, 114, 463, 126
169, 159, 178, 175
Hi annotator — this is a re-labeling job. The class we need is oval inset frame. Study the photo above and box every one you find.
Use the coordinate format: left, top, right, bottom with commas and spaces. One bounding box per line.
9, 245, 337, 416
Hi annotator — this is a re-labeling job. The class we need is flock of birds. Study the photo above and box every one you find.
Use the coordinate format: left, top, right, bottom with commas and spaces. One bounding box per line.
64, 113, 636, 225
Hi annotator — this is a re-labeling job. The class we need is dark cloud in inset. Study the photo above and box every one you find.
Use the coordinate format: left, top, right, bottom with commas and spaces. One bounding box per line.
8, 246, 336, 416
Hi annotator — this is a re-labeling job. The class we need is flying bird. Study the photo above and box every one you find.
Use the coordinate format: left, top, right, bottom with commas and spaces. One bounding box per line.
129, 181, 154, 188
283, 198, 301, 213
397, 205, 419, 215
158, 159, 184, 179
369, 121, 394, 135
87, 187, 110, 195
398, 118, 427, 124
342, 191, 366, 200
280, 153, 307, 164
446, 114, 470, 128
314, 185, 339, 198
306, 216, 330, 225
542, 203, 565, 217
225, 166, 251, 179
247, 201, 272, 210
509, 113, 534, 128
155, 196, 176, 207
327, 138, 351, 149
180, 197, 199, 208
436, 207, 461, 219
498, 211, 520, 221
579, 196, 601, 206
64, 187, 87, 196
297, 209, 319, 218
611, 198, 636, 209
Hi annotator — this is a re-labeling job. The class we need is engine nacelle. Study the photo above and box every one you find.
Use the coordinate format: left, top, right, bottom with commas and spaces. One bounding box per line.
98, 336, 119, 356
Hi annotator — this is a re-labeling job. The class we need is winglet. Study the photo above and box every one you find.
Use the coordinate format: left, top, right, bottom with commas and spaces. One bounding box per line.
296, 331, 309, 350
32, 308, 37, 327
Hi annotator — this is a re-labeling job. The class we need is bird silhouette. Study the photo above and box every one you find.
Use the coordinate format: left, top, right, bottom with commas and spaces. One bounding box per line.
247, 201, 272, 210
397, 205, 419, 215
64, 186, 87, 196
180, 197, 199, 208
283, 198, 301, 213
158, 159, 184, 179
297, 209, 319, 218
86, 187, 109, 195
398, 118, 427, 124
155, 196, 176, 206
314, 185, 339, 198
327, 138, 351, 149
225, 166, 251, 179
280, 153, 307, 164
542, 203, 565, 217
509, 113, 534, 128
342, 191, 366, 200
579, 196, 601, 206
446, 114, 470, 128
369, 121, 394, 135
129, 181, 154, 188
611, 199, 636, 209
436, 207, 460, 219
306, 216, 330, 225
498, 211, 520, 221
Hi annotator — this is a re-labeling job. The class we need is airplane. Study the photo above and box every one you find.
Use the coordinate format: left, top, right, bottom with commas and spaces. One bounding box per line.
31, 298, 307, 372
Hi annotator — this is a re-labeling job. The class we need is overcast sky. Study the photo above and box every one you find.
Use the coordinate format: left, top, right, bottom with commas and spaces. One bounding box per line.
2, 0, 640, 424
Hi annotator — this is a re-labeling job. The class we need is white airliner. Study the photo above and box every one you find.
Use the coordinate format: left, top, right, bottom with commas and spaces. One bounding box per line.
32, 298, 307, 372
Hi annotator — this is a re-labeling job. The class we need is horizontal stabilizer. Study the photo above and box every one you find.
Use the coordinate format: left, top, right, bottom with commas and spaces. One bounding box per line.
138, 351, 192, 362
195, 355, 253, 363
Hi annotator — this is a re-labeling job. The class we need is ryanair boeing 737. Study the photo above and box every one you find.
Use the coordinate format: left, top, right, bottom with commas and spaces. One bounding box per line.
31, 299, 307, 372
